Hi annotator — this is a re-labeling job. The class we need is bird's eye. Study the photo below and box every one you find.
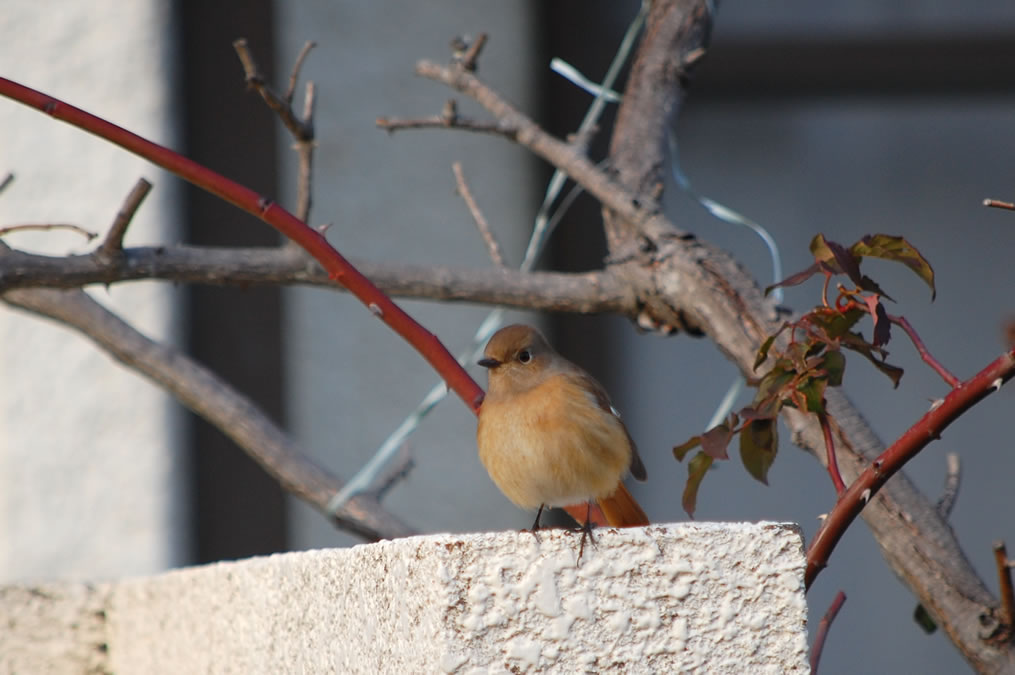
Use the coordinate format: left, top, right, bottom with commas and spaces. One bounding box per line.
517, 349, 532, 364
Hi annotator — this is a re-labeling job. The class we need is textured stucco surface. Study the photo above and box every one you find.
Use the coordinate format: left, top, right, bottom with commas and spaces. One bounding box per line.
1, 523, 808, 673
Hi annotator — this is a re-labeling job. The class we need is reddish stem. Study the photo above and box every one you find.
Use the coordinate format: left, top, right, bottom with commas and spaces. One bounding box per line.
994, 541, 1015, 631
887, 314, 961, 388
0, 76, 485, 414
805, 349, 1015, 589
810, 590, 846, 674
818, 412, 846, 496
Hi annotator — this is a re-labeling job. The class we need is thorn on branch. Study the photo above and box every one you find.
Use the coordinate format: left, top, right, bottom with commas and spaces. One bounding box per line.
98, 177, 152, 258
452, 161, 506, 268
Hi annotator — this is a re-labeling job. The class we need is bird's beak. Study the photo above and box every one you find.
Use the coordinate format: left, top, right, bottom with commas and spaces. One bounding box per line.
477, 357, 500, 369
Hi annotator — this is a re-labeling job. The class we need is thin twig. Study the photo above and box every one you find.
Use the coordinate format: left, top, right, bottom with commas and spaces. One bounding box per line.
458, 33, 488, 72
295, 80, 317, 223
285, 40, 317, 103
0, 223, 96, 241
936, 452, 961, 518
887, 314, 961, 388
376, 114, 507, 137
810, 591, 846, 674
98, 178, 152, 257
818, 412, 846, 496
233, 39, 317, 224
232, 38, 313, 141
995, 541, 1015, 635
0, 172, 13, 195
984, 199, 1015, 211
452, 162, 506, 267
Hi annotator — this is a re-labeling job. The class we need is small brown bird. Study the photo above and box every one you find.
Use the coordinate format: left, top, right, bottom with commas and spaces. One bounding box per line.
476, 324, 648, 540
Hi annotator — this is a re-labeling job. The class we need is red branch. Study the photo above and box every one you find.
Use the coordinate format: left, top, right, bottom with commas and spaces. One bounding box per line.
805, 348, 1015, 589
0, 77, 610, 529
887, 313, 961, 388
0, 76, 485, 414
994, 541, 1015, 633
818, 412, 846, 496
810, 590, 846, 674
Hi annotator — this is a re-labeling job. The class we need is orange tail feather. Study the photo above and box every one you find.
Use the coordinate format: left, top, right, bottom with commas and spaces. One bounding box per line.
597, 482, 649, 527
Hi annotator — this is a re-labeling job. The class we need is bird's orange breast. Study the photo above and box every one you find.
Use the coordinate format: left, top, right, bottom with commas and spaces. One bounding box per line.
476, 373, 632, 510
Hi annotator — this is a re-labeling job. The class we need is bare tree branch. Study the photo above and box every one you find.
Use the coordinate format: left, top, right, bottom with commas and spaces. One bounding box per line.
0, 243, 636, 315
452, 161, 506, 268
0, 252, 414, 542
596, 1, 1011, 669
97, 178, 152, 258
234, 38, 316, 223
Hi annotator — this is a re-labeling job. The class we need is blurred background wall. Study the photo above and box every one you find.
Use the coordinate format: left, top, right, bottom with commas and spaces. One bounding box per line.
3, 1, 1015, 672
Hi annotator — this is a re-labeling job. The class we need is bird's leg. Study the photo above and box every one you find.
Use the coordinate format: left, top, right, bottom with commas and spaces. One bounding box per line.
530, 504, 546, 531
525, 504, 545, 543
576, 501, 597, 563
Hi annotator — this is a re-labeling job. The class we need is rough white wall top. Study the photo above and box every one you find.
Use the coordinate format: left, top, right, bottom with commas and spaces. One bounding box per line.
3, 523, 808, 674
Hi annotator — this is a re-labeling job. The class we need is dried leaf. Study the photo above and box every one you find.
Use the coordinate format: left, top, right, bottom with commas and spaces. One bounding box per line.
766, 262, 821, 296
700, 414, 738, 461
863, 295, 892, 347
840, 332, 904, 387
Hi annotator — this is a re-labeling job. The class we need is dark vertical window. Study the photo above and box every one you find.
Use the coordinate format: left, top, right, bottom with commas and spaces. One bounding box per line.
176, 0, 286, 562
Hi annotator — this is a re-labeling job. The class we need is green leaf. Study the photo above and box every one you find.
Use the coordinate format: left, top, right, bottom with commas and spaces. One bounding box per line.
797, 376, 828, 414
682, 451, 713, 518
756, 364, 796, 403
851, 234, 936, 300
755, 334, 777, 371
673, 435, 701, 461
740, 418, 778, 485
810, 307, 865, 340
820, 349, 846, 387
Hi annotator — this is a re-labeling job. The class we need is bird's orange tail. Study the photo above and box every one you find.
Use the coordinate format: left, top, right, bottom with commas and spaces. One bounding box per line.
597, 482, 649, 527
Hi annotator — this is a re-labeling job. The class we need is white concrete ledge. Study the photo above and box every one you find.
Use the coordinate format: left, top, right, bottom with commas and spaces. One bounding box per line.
2, 522, 808, 673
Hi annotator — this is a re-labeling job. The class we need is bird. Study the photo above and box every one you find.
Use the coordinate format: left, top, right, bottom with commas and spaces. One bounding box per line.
475, 324, 648, 552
